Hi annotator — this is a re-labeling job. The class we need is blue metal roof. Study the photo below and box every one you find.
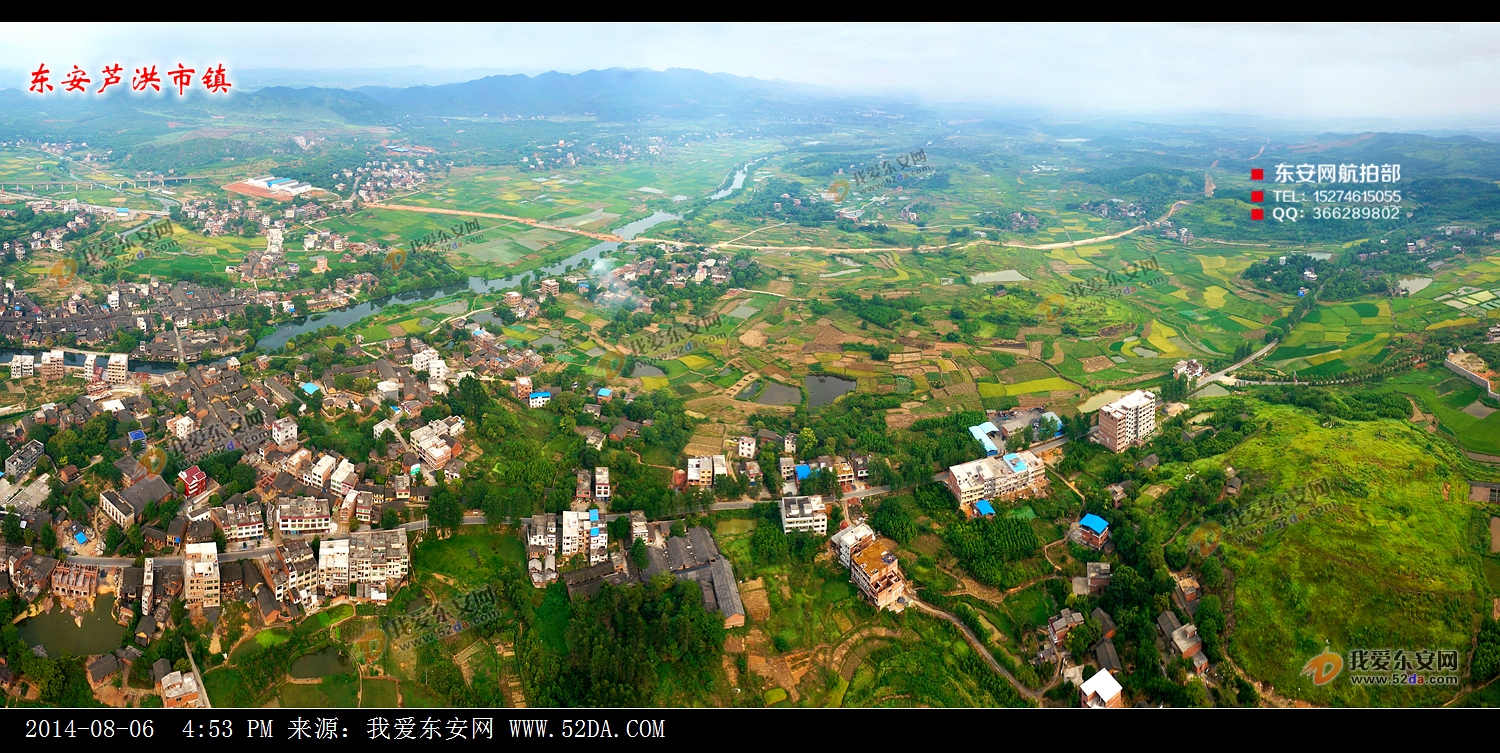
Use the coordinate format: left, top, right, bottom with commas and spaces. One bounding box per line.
1002, 452, 1029, 473
1080, 514, 1109, 534
969, 424, 998, 456
975, 500, 996, 516
529, 391, 551, 399
588, 509, 599, 521
300, 382, 319, 395
597, 388, 612, 397
128, 430, 146, 442
795, 464, 811, 480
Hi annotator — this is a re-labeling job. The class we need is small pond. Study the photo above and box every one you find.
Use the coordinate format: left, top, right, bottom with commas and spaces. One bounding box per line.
18, 594, 125, 657
289, 646, 353, 679
631, 363, 666, 378
805, 375, 857, 407
756, 383, 802, 406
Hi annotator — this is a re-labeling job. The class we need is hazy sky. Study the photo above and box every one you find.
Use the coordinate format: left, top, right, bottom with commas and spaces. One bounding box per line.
3, 23, 1497, 125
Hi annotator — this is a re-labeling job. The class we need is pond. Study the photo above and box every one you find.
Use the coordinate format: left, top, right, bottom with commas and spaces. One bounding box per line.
630, 363, 666, 378
805, 375, 857, 407
756, 383, 802, 406
18, 593, 125, 657
289, 647, 353, 679
1398, 277, 1433, 295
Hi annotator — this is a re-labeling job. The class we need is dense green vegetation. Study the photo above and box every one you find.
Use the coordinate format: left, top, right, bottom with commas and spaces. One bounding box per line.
522, 578, 725, 706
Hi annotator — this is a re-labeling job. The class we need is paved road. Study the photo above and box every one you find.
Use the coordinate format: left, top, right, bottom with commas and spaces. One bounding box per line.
1186, 339, 1279, 398
910, 598, 1048, 701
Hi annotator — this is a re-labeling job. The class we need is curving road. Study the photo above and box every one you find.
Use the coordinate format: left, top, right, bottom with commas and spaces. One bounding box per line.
1185, 339, 1279, 398
910, 598, 1052, 702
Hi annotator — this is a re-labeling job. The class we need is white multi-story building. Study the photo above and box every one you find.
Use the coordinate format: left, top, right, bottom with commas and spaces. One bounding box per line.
215, 500, 265, 542
560, 510, 585, 557
411, 349, 448, 383
946, 450, 1047, 515
372, 418, 398, 441
527, 513, 558, 552
275, 496, 333, 535
780, 495, 829, 535
1098, 389, 1158, 453
329, 458, 359, 498
302, 454, 337, 490
106, 353, 129, 385
738, 436, 757, 458
687, 456, 714, 487
279, 539, 319, 601
594, 467, 611, 502
559, 509, 607, 563
167, 415, 196, 440
9, 354, 34, 379
350, 529, 409, 585
318, 537, 350, 596
183, 542, 221, 608
271, 416, 299, 447
831, 523, 876, 568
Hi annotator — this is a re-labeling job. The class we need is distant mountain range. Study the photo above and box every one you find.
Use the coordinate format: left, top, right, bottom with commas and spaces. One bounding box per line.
0, 67, 872, 133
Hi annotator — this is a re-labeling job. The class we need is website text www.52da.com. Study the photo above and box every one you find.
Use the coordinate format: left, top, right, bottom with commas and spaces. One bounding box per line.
1346, 673, 1462, 686
509, 718, 666, 739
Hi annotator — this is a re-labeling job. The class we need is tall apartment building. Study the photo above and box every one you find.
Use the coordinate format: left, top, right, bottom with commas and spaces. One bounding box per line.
183, 542, 221, 608
851, 543, 908, 612
1098, 389, 1157, 453
318, 537, 350, 596
780, 495, 829, 535
9, 354, 34, 379
39, 349, 64, 381
559, 509, 607, 563
946, 450, 1047, 516
279, 539, 319, 601
106, 353, 129, 385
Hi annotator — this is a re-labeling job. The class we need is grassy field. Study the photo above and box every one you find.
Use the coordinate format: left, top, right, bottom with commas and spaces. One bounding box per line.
1222, 404, 1483, 706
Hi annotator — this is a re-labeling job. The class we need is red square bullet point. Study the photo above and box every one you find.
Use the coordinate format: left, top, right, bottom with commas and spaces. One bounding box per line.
1250, 168, 1264, 181
1251, 190, 1265, 202
1251, 208, 1265, 221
